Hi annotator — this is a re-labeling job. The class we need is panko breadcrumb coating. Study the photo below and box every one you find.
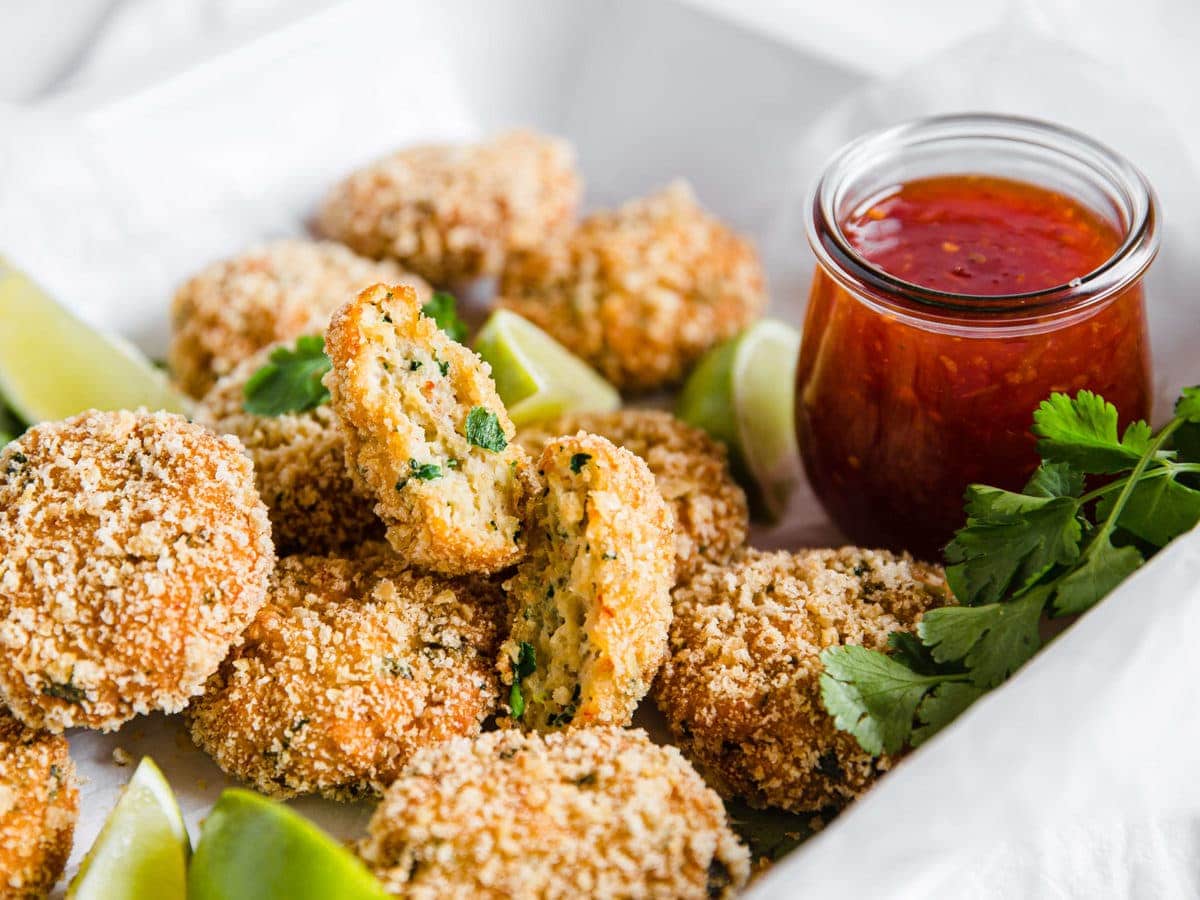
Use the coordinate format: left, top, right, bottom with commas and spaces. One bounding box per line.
187, 554, 504, 801
0, 709, 77, 898
325, 283, 533, 575
654, 548, 950, 813
498, 181, 767, 391
169, 239, 431, 398
195, 343, 382, 554
317, 130, 582, 285
519, 409, 748, 578
359, 727, 749, 899
499, 433, 673, 731
0, 410, 274, 732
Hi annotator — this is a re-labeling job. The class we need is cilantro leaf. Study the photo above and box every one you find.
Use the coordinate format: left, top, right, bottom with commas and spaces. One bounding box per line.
1175, 386, 1200, 424
912, 682, 985, 747
819, 646, 945, 755
569, 453, 591, 474
944, 486, 1081, 605
1051, 535, 1142, 616
421, 291, 468, 343
886, 631, 962, 677
1032, 390, 1152, 473
1173, 422, 1200, 465
466, 407, 507, 452
917, 590, 1045, 689
409, 459, 443, 481
243, 335, 331, 416
515, 641, 536, 679
509, 682, 525, 719
1024, 461, 1084, 499
725, 799, 813, 863
1096, 473, 1200, 548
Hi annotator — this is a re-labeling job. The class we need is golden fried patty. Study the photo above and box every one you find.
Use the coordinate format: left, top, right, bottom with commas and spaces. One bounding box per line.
498, 182, 767, 391
195, 343, 382, 554
0, 709, 77, 898
498, 433, 674, 731
325, 283, 533, 575
169, 238, 430, 398
653, 548, 950, 813
317, 130, 582, 285
0, 410, 274, 732
187, 553, 503, 800
359, 727, 749, 899
519, 409, 748, 579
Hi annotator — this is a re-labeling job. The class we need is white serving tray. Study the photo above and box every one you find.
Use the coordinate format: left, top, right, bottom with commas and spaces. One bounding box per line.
1, 1, 1198, 896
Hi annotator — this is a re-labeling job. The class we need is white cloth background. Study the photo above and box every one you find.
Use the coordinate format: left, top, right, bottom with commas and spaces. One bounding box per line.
2, 2, 1199, 898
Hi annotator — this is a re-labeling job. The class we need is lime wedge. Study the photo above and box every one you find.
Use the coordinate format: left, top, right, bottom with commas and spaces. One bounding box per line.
474, 309, 620, 426
188, 790, 388, 900
67, 757, 189, 900
677, 319, 802, 521
0, 260, 190, 424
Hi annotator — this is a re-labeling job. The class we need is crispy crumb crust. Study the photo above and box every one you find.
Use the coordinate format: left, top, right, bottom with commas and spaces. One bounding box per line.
317, 130, 582, 285
187, 554, 504, 801
519, 409, 748, 579
195, 344, 382, 554
0, 709, 77, 898
653, 548, 950, 813
498, 433, 674, 731
169, 239, 430, 398
0, 410, 274, 732
498, 181, 767, 391
324, 283, 534, 575
359, 727, 749, 899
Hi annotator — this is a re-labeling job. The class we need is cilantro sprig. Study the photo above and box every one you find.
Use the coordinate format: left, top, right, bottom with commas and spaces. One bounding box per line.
242, 335, 332, 416
822, 387, 1200, 755
421, 291, 468, 343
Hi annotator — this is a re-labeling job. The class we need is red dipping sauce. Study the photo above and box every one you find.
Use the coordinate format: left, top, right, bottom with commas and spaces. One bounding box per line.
798, 116, 1158, 558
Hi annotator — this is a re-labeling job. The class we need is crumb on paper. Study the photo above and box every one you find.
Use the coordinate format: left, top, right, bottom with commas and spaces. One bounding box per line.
112, 747, 133, 767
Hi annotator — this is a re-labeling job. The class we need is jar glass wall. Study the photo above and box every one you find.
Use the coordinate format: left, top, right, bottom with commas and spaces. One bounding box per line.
796, 115, 1159, 558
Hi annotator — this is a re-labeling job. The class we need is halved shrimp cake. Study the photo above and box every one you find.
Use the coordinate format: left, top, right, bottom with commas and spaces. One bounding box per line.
324, 283, 533, 575
186, 553, 504, 801
358, 728, 750, 899
498, 433, 673, 731
0, 410, 274, 732
0, 709, 78, 898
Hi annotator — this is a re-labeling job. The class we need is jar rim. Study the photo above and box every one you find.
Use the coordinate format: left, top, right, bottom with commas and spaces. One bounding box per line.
806, 113, 1160, 324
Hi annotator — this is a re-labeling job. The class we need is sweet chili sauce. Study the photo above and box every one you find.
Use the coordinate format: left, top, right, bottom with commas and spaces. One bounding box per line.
797, 173, 1152, 558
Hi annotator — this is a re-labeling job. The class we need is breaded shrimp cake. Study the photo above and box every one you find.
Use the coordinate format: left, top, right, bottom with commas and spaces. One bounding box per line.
0, 709, 78, 898
359, 727, 749, 899
317, 130, 582, 285
325, 283, 532, 575
519, 409, 748, 579
169, 238, 431, 398
498, 181, 767, 391
0, 410, 274, 732
195, 342, 381, 554
498, 433, 673, 731
187, 553, 503, 800
653, 548, 950, 813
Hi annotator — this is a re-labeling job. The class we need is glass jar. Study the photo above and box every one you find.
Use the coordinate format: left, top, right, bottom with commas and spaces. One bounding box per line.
797, 114, 1159, 558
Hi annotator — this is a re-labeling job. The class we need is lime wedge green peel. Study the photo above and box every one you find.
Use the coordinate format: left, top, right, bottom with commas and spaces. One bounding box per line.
68, 757, 189, 900
474, 309, 620, 426
188, 789, 389, 900
678, 319, 802, 521
0, 260, 190, 424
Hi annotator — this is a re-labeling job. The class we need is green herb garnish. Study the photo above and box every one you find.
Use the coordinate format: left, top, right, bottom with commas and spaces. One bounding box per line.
508, 642, 537, 719
821, 387, 1200, 755
421, 291, 468, 343
570, 453, 591, 474
409, 459, 443, 481
242, 335, 331, 416
466, 407, 507, 452
42, 676, 86, 705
